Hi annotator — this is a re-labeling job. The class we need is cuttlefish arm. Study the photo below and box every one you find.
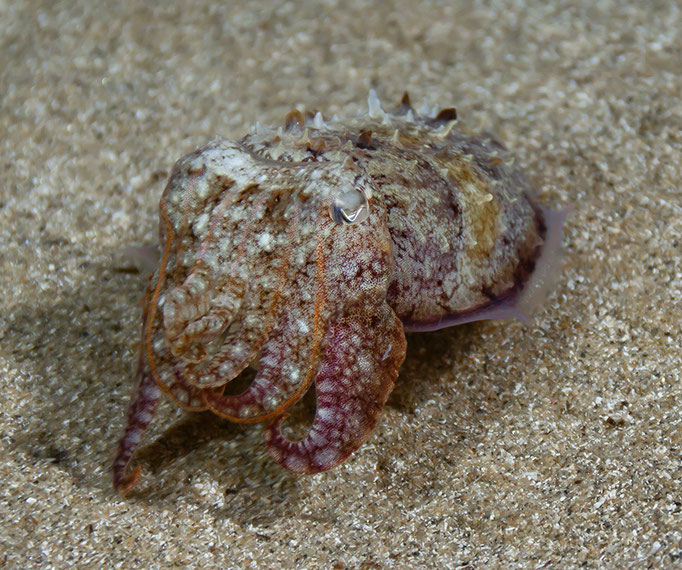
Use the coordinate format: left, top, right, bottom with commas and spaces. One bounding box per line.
265, 214, 407, 473
112, 349, 161, 494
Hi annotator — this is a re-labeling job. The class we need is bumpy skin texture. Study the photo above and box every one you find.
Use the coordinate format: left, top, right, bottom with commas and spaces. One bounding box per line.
113, 93, 563, 493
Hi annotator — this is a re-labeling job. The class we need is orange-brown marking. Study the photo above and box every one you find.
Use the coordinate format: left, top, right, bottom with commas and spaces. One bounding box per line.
202, 213, 329, 423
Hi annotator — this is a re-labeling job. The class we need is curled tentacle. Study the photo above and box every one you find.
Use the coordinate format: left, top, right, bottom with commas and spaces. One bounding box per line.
162, 268, 246, 361
264, 217, 407, 472
178, 288, 280, 387
181, 207, 298, 388
161, 187, 274, 361
113, 351, 161, 494
146, 187, 295, 394
141, 271, 214, 410
265, 303, 406, 473
203, 234, 327, 421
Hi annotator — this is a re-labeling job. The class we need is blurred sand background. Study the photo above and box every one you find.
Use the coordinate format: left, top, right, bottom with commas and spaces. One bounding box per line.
1, 0, 680, 567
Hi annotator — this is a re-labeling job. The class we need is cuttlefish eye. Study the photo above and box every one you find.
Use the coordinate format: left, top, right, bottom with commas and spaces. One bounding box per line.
330, 185, 370, 225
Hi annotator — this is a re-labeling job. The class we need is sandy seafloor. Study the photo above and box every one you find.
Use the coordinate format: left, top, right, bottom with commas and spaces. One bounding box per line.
1, 1, 680, 568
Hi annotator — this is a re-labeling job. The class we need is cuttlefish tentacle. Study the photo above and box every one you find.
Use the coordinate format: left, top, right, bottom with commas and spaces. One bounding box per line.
264, 218, 407, 472
144, 295, 209, 410
113, 349, 161, 494
159, 168, 242, 355
265, 299, 406, 473
170, 200, 300, 389
203, 229, 327, 421
150, 185, 294, 392
128, 207, 210, 411
178, 287, 281, 388
162, 189, 276, 363
161, 269, 246, 361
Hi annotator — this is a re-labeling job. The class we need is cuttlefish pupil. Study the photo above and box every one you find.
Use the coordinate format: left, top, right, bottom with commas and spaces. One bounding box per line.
330, 187, 370, 225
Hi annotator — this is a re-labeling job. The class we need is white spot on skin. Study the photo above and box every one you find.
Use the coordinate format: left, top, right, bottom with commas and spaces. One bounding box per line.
286, 367, 300, 384
315, 447, 341, 467
142, 383, 161, 400
218, 237, 231, 254
138, 410, 154, 424
296, 318, 310, 334
239, 405, 258, 418
285, 454, 308, 472
218, 360, 235, 376
317, 407, 335, 422
127, 428, 142, 445
265, 395, 280, 409
260, 354, 277, 368
174, 389, 189, 404
193, 175, 210, 200
192, 212, 210, 237
257, 232, 273, 251
152, 338, 166, 354
308, 429, 327, 446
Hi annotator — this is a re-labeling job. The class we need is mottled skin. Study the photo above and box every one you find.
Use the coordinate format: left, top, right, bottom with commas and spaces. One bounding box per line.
113, 93, 563, 493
